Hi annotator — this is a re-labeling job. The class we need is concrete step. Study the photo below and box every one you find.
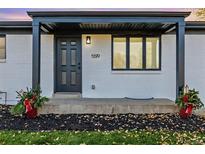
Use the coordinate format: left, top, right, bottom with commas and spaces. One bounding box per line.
52, 92, 81, 99
38, 98, 178, 114
194, 108, 205, 117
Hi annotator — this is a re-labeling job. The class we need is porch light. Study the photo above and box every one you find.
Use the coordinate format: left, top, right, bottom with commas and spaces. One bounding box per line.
86, 36, 91, 44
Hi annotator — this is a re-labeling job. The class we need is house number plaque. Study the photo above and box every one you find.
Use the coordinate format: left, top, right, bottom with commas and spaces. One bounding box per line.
91, 53, 100, 58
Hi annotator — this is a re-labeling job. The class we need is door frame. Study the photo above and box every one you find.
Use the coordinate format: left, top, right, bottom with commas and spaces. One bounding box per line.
54, 35, 82, 93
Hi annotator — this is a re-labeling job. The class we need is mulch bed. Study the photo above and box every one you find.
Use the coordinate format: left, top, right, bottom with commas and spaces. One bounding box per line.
1, 104, 205, 132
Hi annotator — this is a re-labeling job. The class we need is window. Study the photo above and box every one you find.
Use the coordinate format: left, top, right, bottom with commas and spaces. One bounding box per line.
129, 37, 143, 69
146, 37, 159, 69
0, 35, 6, 60
112, 36, 160, 70
113, 37, 126, 69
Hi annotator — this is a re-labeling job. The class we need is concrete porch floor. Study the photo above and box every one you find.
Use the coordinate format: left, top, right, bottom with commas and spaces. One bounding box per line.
38, 97, 178, 114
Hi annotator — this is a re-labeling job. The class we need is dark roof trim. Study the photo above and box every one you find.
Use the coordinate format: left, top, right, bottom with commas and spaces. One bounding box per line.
0, 21, 32, 28
186, 21, 205, 29
27, 11, 191, 18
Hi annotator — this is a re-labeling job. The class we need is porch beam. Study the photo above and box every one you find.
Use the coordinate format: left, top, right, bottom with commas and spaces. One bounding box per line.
34, 16, 184, 24
176, 21, 185, 97
32, 20, 41, 88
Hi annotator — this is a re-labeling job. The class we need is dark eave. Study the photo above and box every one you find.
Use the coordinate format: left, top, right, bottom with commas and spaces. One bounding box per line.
0, 21, 32, 28
27, 11, 191, 18
186, 21, 205, 29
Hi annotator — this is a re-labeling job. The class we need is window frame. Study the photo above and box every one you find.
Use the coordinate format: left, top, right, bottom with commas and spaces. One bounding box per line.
0, 34, 6, 62
111, 35, 161, 71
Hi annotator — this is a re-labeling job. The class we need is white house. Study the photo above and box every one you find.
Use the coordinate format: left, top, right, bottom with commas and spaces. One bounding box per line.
0, 10, 205, 105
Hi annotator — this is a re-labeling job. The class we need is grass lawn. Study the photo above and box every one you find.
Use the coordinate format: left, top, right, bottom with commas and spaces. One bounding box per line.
0, 130, 205, 145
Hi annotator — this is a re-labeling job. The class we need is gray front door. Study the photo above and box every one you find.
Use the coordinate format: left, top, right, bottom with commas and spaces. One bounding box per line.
56, 37, 81, 92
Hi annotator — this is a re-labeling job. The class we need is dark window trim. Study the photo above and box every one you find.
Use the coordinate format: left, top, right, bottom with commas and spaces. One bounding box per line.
0, 34, 6, 61
112, 35, 161, 71
126, 36, 129, 69
142, 36, 146, 69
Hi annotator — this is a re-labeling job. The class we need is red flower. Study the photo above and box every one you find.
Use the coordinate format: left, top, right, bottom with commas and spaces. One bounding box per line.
185, 104, 193, 115
179, 108, 187, 118
24, 98, 32, 113
179, 104, 193, 118
182, 95, 189, 103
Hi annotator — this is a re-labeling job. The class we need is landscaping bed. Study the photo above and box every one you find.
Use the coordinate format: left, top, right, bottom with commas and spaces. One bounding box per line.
1, 104, 205, 132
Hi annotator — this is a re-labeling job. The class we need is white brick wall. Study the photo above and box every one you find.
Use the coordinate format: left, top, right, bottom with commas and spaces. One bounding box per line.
82, 34, 176, 100
40, 35, 54, 97
0, 35, 32, 104
1, 33, 205, 104
0, 35, 54, 104
185, 35, 205, 103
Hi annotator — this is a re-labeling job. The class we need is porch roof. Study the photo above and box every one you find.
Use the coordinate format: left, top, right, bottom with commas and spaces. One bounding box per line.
26, 11, 191, 34
27, 11, 190, 18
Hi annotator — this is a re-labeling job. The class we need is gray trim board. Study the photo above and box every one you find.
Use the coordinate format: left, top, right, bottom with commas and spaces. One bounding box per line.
32, 16, 185, 24
27, 11, 190, 17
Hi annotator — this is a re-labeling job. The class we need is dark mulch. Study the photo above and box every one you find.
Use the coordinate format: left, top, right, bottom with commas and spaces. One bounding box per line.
1, 104, 205, 132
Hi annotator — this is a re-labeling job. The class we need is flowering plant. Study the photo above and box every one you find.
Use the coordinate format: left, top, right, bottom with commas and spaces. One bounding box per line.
11, 86, 49, 117
175, 85, 204, 118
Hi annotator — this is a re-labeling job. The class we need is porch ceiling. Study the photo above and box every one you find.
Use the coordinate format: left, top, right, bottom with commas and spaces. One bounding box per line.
41, 22, 175, 34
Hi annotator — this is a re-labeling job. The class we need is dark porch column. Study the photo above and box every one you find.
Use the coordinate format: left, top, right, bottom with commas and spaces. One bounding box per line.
176, 21, 185, 97
32, 20, 41, 88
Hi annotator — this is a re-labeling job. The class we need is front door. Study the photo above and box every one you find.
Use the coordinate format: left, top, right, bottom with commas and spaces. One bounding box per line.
56, 37, 81, 92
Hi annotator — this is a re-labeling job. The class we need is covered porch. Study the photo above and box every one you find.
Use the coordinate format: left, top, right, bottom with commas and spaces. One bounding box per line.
27, 11, 190, 99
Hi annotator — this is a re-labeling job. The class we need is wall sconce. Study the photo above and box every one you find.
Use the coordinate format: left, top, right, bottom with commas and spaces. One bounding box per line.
86, 36, 91, 44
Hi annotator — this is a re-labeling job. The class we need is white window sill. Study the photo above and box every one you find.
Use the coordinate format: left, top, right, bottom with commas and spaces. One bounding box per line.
0, 59, 6, 63
111, 70, 162, 74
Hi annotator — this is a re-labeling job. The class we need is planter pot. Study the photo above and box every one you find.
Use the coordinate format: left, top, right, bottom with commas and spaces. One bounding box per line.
179, 104, 193, 118
26, 108, 37, 119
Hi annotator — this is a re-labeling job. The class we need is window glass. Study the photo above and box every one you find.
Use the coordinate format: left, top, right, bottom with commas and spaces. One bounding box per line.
71, 49, 76, 65
61, 72, 67, 85
112, 36, 160, 70
0, 36, 6, 59
146, 37, 159, 69
129, 37, 143, 69
61, 49, 67, 65
71, 71, 76, 85
113, 37, 126, 69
